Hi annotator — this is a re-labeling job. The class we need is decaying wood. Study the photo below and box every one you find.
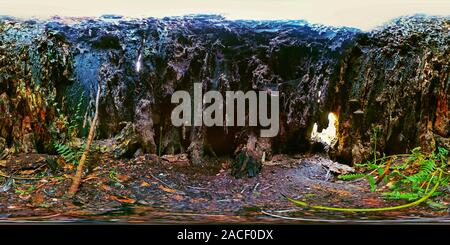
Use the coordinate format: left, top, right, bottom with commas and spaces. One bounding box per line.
0, 15, 449, 171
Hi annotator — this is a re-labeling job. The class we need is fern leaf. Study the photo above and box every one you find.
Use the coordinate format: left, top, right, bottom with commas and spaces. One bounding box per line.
53, 142, 82, 165
366, 175, 377, 192
382, 191, 419, 201
338, 173, 366, 181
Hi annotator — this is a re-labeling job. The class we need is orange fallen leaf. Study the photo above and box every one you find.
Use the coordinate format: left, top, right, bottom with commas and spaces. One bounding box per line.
191, 198, 208, 203
20, 169, 37, 175
101, 185, 112, 191
18, 194, 31, 201
172, 194, 184, 201
116, 174, 129, 182
140, 181, 151, 187
32, 192, 45, 205
158, 185, 177, 193
83, 174, 98, 182
111, 196, 136, 204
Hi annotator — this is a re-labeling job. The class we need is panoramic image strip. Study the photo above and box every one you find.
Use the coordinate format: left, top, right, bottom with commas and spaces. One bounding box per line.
0, 0, 449, 242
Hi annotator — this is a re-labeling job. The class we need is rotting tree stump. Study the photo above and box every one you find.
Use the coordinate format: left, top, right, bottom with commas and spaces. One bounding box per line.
0, 16, 449, 175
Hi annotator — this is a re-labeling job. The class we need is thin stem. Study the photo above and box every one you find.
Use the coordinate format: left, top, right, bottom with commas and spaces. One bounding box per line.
68, 84, 101, 197
373, 127, 377, 164
158, 126, 163, 156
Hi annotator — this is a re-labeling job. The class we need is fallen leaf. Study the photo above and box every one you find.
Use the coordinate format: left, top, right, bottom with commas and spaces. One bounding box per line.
63, 174, 74, 180
158, 185, 177, 193
172, 194, 184, 201
116, 173, 129, 182
83, 174, 98, 182
191, 198, 208, 203
111, 195, 136, 204
0, 160, 6, 167
140, 181, 150, 187
20, 169, 37, 175
101, 185, 112, 191
18, 194, 31, 201
32, 192, 45, 205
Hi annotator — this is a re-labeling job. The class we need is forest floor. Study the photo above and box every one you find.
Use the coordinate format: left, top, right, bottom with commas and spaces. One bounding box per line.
0, 151, 449, 224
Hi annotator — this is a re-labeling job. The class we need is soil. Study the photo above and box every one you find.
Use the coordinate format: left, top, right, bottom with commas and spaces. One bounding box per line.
1, 152, 449, 224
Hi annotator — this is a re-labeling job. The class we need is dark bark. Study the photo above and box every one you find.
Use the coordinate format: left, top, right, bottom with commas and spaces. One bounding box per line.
0, 15, 449, 170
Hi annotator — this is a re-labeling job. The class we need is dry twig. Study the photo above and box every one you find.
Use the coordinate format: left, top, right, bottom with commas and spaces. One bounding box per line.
68, 84, 101, 197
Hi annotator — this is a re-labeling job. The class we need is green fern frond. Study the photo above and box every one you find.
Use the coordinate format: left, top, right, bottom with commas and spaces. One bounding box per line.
420, 159, 435, 173
53, 142, 87, 165
382, 191, 420, 201
426, 200, 448, 209
67, 91, 86, 138
411, 147, 422, 157
344, 147, 448, 204
367, 175, 377, 192
391, 162, 409, 170
355, 162, 369, 168
338, 173, 366, 181
74, 91, 85, 121
438, 147, 449, 157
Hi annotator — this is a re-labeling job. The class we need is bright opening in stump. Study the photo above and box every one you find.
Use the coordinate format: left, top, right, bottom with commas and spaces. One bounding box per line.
136, 54, 142, 72
311, 112, 338, 146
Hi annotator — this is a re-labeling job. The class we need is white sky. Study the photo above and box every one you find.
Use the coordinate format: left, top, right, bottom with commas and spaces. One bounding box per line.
0, 0, 449, 30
